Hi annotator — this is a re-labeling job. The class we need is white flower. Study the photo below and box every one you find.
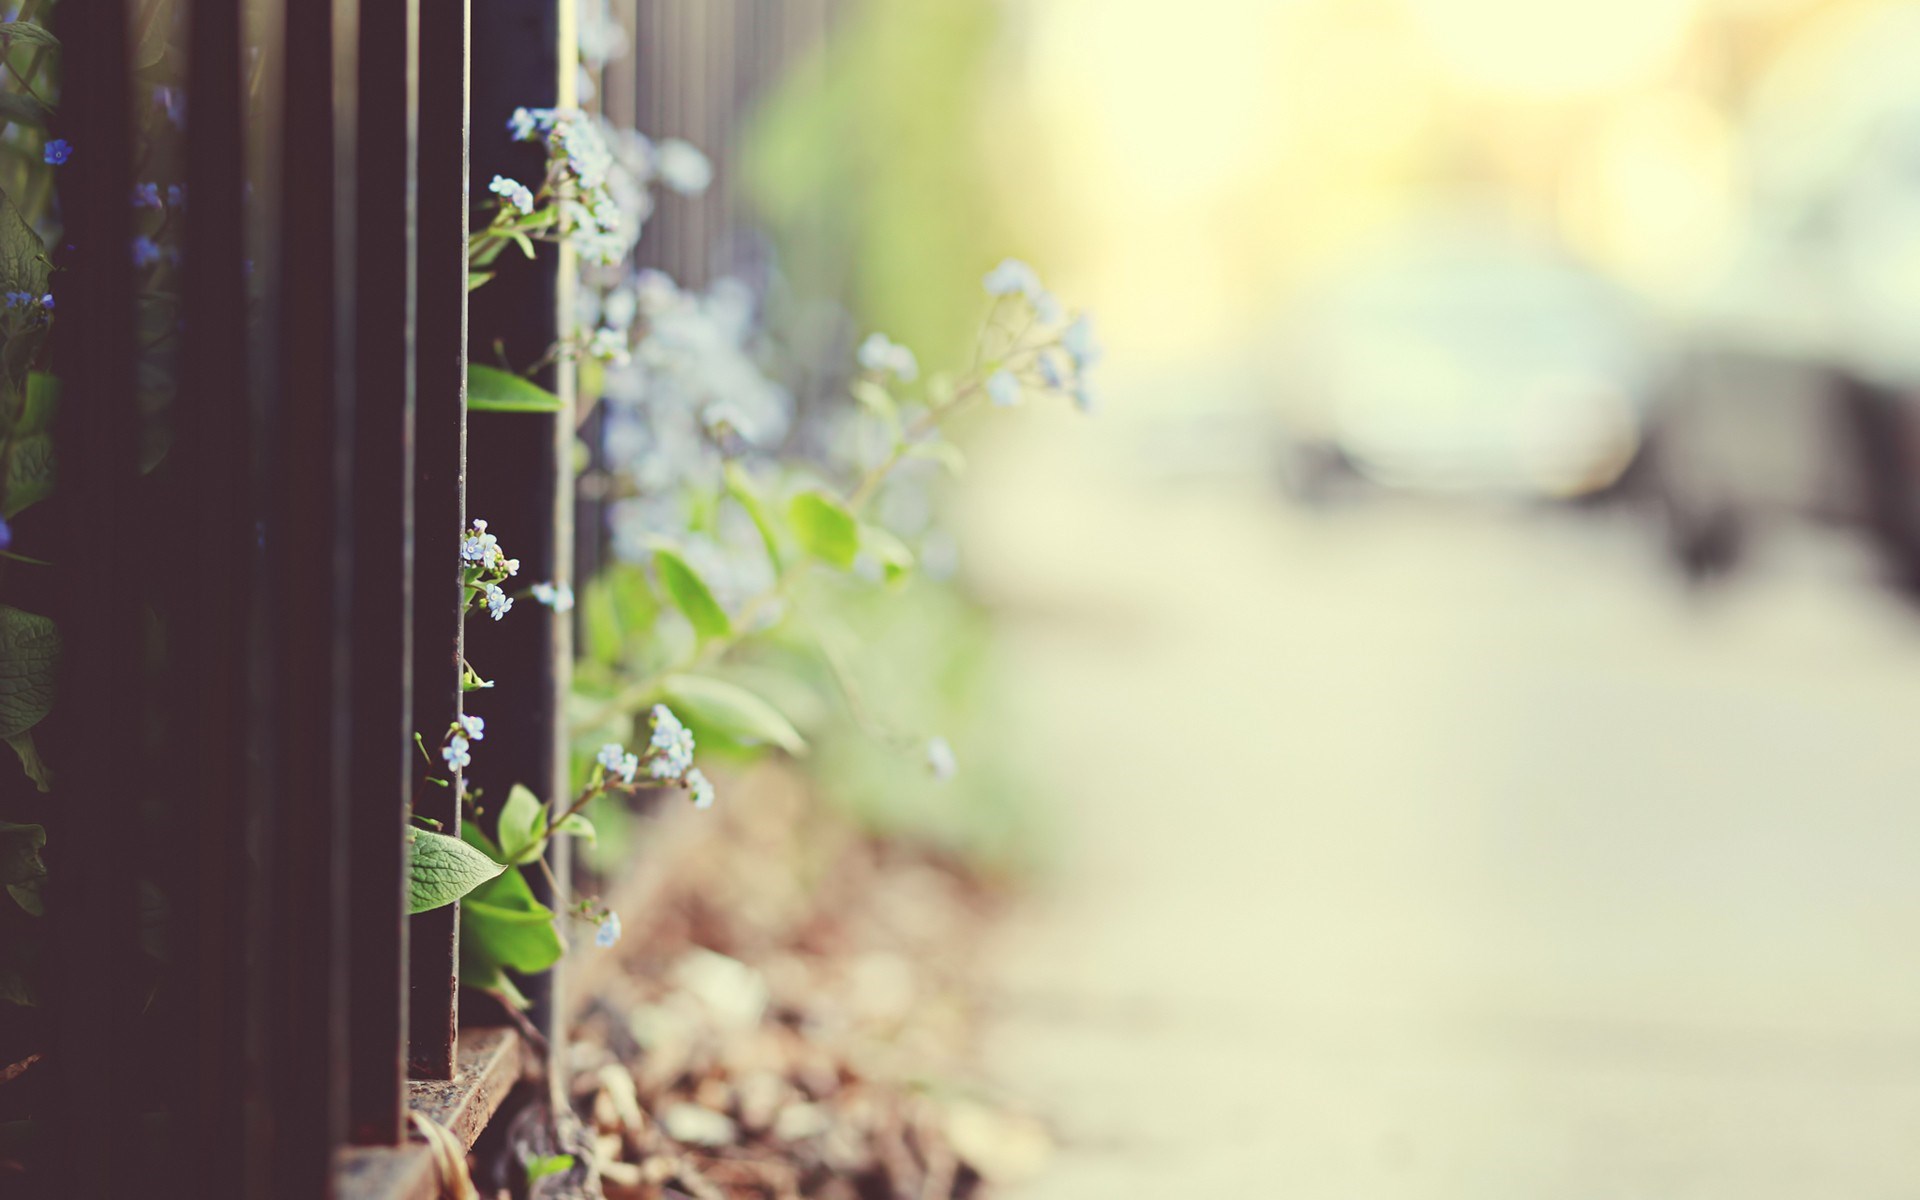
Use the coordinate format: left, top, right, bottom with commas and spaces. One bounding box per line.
442, 734, 472, 771
488, 174, 535, 214
857, 332, 918, 383
983, 258, 1043, 299
647, 704, 695, 779
925, 736, 957, 782
619, 752, 640, 783
587, 327, 631, 365
456, 714, 485, 741
1061, 314, 1101, 370
595, 911, 622, 948
507, 107, 541, 141
596, 743, 627, 773
461, 518, 497, 563
654, 138, 712, 194
485, 583, 513, 620
686, 767, 714, 809
986, 369, 1021, 408
531, 581, 575, 612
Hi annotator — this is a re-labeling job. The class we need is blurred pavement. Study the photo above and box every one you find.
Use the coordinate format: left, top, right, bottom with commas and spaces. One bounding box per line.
963, 403, 1920, 1197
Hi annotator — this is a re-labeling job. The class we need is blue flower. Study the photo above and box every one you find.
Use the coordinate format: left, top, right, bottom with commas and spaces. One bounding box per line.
1061, 314, 1101, 370
653, 138, 712, 195
531, 581, 575, 612
686, 767, 714, 810
38, 294, 51, 311
131, 236, 162, 268
442, 734, 471, 771
456, 714, 485, 742
485, 583, 512, 620
507, 107, 543, 141
586, 327, 629, 365
488, 174, 535, 214
461, 518, 499, 564
857, 332, 918, 383
983, 257, 1041, 298
167, 184, 185, 208
1037, 351, 1065, 390
646, 704, 694, 779
925, 737, 957, 782
986, 369, 1021, 408
596, 741, 639, 784
595, 911, 622, 948
153, 86, 186, 128
132, 182, 162, 208
0, 516, 12, 551
42, 139, 70, 166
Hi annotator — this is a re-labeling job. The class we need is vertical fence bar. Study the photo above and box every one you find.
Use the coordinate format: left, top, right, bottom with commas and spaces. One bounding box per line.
46, 1, 141, 1197
345, 0, 420, 1147
267, 0, 354, 1189
178, 0, 261, 1193
409, 0, 470, 1081
466, 0, 571, 1055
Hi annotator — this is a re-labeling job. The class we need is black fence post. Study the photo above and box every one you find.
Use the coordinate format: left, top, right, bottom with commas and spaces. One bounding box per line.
345, 0, 421, 1149
409, 0, 471, 1083
466, 0, 573, 1065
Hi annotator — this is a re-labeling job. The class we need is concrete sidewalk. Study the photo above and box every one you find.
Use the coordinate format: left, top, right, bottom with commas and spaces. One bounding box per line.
964, 415, 1920, 1197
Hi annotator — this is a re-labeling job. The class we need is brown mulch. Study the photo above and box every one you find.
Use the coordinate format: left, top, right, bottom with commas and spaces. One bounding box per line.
546, 766, 1050, 1200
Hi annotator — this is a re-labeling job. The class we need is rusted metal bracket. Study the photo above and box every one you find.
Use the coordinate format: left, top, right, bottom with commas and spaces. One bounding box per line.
336, 1027, 527, 1200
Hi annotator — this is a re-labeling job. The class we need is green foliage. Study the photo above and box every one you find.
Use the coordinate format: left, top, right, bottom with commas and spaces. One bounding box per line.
6, 731, 48, 792
0, 188, 47, 299
406, 828, 506, 915
660, 673, 806, 756
724, 463, 785, 574
652, 546, 731, 642
0, 21, 59, 52
467, 363, 565, 413
0, 605, 58, 740
526, 1155, 575, 1183
457, 823, 565, 977
787, 490, 859, 569
495, 783, 548, 866
0, 819, 44, 915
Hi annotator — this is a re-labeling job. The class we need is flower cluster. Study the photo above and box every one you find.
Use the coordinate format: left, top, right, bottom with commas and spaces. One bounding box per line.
591, 705, 710, 807
531, 580, 575, 612
977, 258, 1101, 413
460, 518, 521, 621
441, 713, 484, 772
42, 138, 69, 166
857, 332, 919, 382
3, 291, 51, 314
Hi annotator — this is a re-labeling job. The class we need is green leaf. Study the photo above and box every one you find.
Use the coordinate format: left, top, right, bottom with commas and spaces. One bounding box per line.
652, 546, 731, 643
466, 271, 494, 291
0, 605, 57, 740
554, 812, 595, 842
0, 820, 44, 916
787, 491, 859, 569
132, 0, 172, 69
467, 364, 564, 413
860, 524, 915, 583
407, 828, 505, 915
20, 372, 58, 436
724, 463, 784, 574
496, 783, 548, 866
0, 188, 47, 298
6, 730, 47, 792
661, 673, 806, 756
0, 94, 48, 131
851, 379, 898, 424
4, 432, 53, 518
0, 22, 59, 51
526, 1155, 575, 1183
458, 844, 565, 974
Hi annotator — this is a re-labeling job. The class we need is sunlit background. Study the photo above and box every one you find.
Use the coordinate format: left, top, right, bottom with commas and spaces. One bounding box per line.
736, 0, 1920, 1193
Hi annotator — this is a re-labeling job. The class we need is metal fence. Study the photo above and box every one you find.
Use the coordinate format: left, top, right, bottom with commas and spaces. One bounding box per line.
22, 1, 833, 1196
